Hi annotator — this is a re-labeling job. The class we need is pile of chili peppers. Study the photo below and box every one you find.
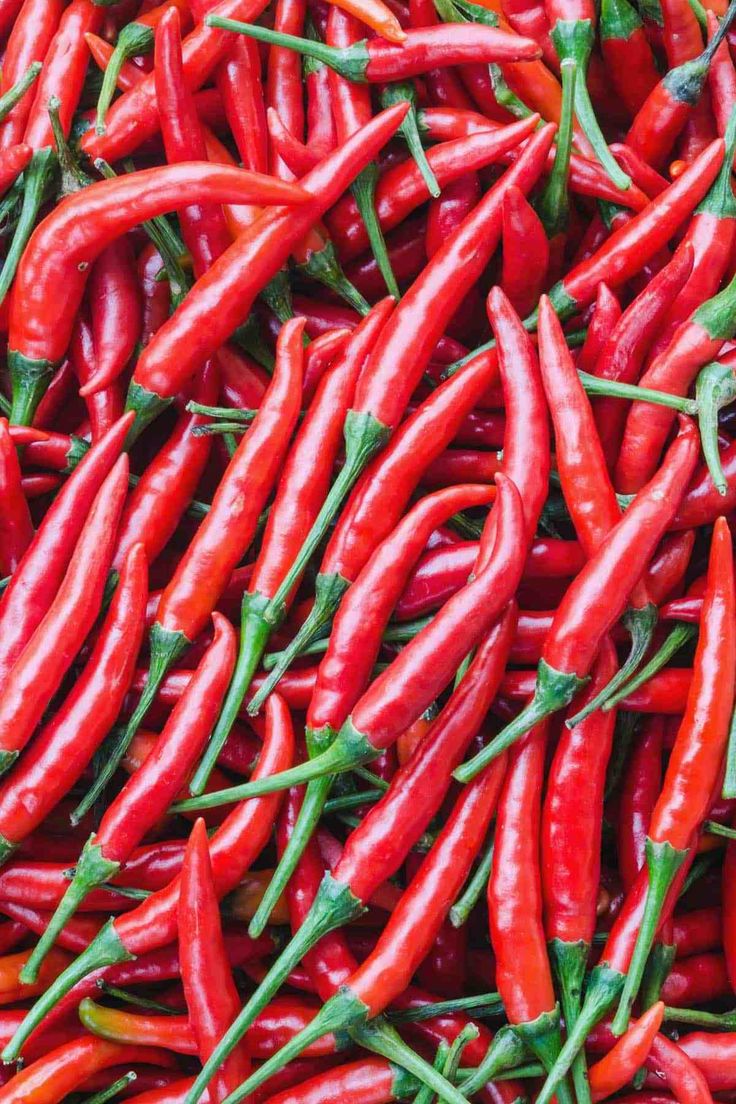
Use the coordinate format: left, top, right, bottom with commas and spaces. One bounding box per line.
5, 1, 736, 1104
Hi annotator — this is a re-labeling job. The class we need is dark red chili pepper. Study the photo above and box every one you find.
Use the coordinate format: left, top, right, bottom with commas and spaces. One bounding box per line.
0, 0, 64, 150
0, 419, 33, 578
617, 718, 664, 892
541, 641, 618, 1099
0, 543, 147, 865
644, 1033, 713, 1104
81, 238, 142, 399
535, 514, 735, 1100
0, 455, 129, 777
8, 162, 307, 427
19, 614, 236, 983
1, 694, 294, 1062
456, 416, 699, 781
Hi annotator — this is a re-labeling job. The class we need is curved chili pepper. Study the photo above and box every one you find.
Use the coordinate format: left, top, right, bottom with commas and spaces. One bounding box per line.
81, 238, 142, 399
617, 718, 664, 892
0, 0, 64, 150
20, 614, 236, 983
0, 543, 147, 865
544, 137, 724, 321
1, 694, 294, 1062
535, 513, 734, 1100
70, 309, 125, 443
577, 283, 621, 374
8, 163, 307, 427
128, 103, 409, 431
455, 416, 699, 781
191, 756, 508, 1104
0, 412, 131, 688
245, 485, 499, 938
644, 1033, 713, 1104
267, 0, 306, 182
249, 125, 553, 708
591, 244, 694, 471
541, 641, 618, 1103
589, 1003, 665, 1102
189, 300, 394, 797
0, 455, 128, 777
180, 819, 250, 1101
103, 320, 303, 823
326, 117, 541, 262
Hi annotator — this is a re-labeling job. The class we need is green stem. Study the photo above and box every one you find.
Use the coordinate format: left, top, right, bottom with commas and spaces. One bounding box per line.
206, 14, 371, 81
723, 700, 736, 798
297, 239, 370, 315
173, 717, 377, 812
388, 993, 503, 1023
381, 82, 440, 198
412, 1041, 450, 1104
352, 163, 401, 298
611, 839, 688, 1035
263, 614, 434, 669
19, 838, 120, 984
71, 625, 187, 823
96, 981, 177, 1014
696, 360, 736, 495
568, 603, 658, 725
350, 1017, 479, 1104
247, 726, 336, 938
639, 939, 676, 1010
550, 940, 591, 1104
449, 835, 494, 927
533, 965, 624, 1104
186, 402, 256, 422
489, 64, 535, 119
603, 623, 696, 713
96, 22, 153, 135
324, 788, 382, 812
261, 268, 294, 324
578, 370, 698, 412
124, 381, 174, 446
459, 1025, 528, 1097
0, 62, 41, 123
184, 878, 364, 1104
2, 920, 135, 1063
453, 661, 585, 782
703, 818, 736, 840
550, 19, 631, 191
513, 1008, 575, 1104
536, 58, 576, 239
81, 1071, 137, 1104
664, 1004, 736, 1029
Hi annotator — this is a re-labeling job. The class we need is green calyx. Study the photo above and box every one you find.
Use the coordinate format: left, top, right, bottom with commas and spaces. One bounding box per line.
381, 82, 440, 199
611, 838, 689, 1035
19, 837, 120, 985
0, 833, 17, 868
0, 62, 41, 124
550, 19, 631, 191
95, 22, 154, 136
7, 349, 59, 429
65, 435, 91, 473
246, 725, 337, 938
188, 592, 272, 798
599, 0, 644, 41
352, 163, 401, 299
124, 382, 173, 445
603, 622, 696, 712
513, 1006, 575, 1104
459, 1024, 528, 1097
184, 875, 364, 1104
298, 240, 370, 316
0, 750, 19, 782
206, 15, 371, 82
534, 964, 624, 1104
450, 832, 494, 927
172, 716, 377, 812
536, 59, 577, 240
72, 623, 187, 823
541, 282, 579, 325
696, 360, 736, 495
261, 268, 294, 325
550, 940, 592, 1104
640, 939, 676, 1010
0, 146, 55, 325
453, 660, 586, 782
567, 603, 658, 725
693, 269, 736, 341
2, 919, 135, 1063
353, 1017, 479, 1104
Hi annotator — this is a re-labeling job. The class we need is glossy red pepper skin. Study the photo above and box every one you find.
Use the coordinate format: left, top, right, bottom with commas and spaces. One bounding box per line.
617, 718, 664, 892
500, 184, 549, 318
70, 309, 125, 443
0, 456, 128, 775
82, 238, 142, 399
0, 0, 64, 150
0, 543, 147, 862
0, 419, 33, 577
644, 1033, 713, 1104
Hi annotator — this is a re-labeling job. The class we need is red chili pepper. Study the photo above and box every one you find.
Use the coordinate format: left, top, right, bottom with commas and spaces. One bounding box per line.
617, 718, 664, 891
600, 0, 658, 116
707, 9, 736, 138
8, 163, 307, 427
0, 543, 147, 863
577, 283, 621, 374
0, 419, 33, 577
500, 184, 549, 318
589, 1003, 665, 1102
70, 309, 126, 443
81, 238, 142, 399
20, 614, 237, 984
0, 0, 64, 150
456, 416, 699, 781
673, 1030, 736, 1090
644, 1033, 713, 1104
1, 693, 294, 1062
536, 513, 734, 1100
0, 455, 128, 777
